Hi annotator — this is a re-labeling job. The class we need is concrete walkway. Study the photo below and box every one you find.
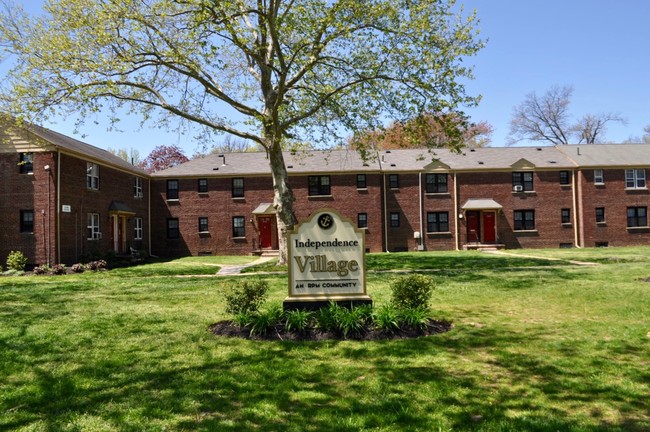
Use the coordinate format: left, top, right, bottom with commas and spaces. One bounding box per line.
216, 256, 276, 276
481, 249, 600, 266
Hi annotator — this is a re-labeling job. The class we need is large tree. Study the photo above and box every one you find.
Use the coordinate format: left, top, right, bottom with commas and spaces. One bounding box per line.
351, 113, 493, 151
0, 0, 483, 263
508, 85, 625, 145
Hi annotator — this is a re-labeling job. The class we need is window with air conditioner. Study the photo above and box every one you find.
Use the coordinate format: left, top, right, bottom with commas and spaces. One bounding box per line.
512, 172, 533, 192
87, 213, 101, 240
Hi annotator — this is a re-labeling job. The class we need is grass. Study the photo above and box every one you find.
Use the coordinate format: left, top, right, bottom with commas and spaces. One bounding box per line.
1, 248, 649, 431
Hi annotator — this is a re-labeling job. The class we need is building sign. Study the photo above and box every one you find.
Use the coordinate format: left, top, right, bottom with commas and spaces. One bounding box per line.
286, 209, 370, 308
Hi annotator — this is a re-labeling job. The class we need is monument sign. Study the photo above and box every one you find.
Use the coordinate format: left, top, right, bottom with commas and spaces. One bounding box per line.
284, 209, 371, 310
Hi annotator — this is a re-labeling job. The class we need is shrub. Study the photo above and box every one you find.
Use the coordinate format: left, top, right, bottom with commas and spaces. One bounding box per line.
284, 309, 314, 334
337, 305, 372, 338
314, 302, 342, 333
6, 251, 28, 272
223, 279, 269, 315
51, 264, 67, 275
71, 263, 85, 273
249, 304, 283, 336
2, 269, 24, 277
373, 304, 401, 334
33, 264, 51, 275
86, 260, 107, 271
397, 307, 430, 331
232, 312, 253, 328
390, 274, 435, 310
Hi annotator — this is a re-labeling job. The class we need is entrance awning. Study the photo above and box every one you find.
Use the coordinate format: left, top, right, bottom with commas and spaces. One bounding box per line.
108, 200, 135, 215
461, 199, 503, 211
252, 203, 276, 215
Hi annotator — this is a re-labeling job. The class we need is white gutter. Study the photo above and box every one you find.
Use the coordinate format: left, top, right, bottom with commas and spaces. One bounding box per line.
56, 150, 61, 263
453, 171, 460, 251
574, 168, 583, 248
418, 172, 423, 251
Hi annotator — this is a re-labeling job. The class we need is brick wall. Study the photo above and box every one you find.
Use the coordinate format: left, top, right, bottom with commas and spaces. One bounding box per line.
579, 168, 650, 247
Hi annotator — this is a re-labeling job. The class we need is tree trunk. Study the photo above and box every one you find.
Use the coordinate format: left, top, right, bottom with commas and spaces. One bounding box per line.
268, 145, 296, 265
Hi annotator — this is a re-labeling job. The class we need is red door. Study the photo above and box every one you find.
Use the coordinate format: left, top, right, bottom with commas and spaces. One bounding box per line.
482, 212, 496, 243
259, 217, 273, 248
466, 211, 480, 243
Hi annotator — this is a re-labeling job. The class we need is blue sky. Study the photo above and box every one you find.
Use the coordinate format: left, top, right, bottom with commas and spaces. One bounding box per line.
4, 1, 650, 156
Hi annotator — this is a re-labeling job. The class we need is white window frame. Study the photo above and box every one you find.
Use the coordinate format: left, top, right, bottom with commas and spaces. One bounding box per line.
87, 163, 100, 190
87, 213, 101, 240
134, 177, 143, 198
625, 169, 646, 189
134, 217, 143, 240
594, 169, 604, 185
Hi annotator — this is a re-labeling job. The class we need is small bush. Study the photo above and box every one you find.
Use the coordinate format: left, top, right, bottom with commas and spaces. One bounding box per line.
33, 264, 51, 275
398, 307, 430, 331
249, 304, 283, 336
51, 264, 67, 275
314, 302, 342, 333
86, 260, 107, 271
337, 305, 372, 338
373, 304, 401, 333
223, 279, 269, 315
2, 269, 24, 277
232, 312, 253, 328
284, 309, 314, 334
71, 263, 85, 273
390, 274, 435, 310
6, 251, 28, 272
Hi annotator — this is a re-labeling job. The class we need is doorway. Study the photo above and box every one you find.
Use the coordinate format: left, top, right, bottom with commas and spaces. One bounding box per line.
482, 211, 496, 243
258, 216, 276, 249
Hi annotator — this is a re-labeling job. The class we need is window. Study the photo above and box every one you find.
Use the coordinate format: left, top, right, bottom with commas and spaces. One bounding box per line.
426, 174, 448, 193
596, 207, 605, 223
625, 169, 646, 189
389, 174, 399, 189
514, 210, 535, 231
561, 208, 571, 224
134, 177, 143, 198
594, 169, 604, 184
390, 212, 400, 228
19, 153, 33, 174
134, 217, 143, 240
357, 174, 367, 189
427, 212, 449, 233
87, 163, 99, 190
167, 218, 179, 239
308, 175, 331, 196
357, 213, 368, 228
232, 178, 244, 198
87, 213, 100, 240
232, 216, 246, 237
198, 178, 208, 193
627, 207, 648, 228
198, 217, 209, 233
20, 210, 34, 233
512, 172, 534, 192
559, 171, 571, 185
167, 180, 179, 200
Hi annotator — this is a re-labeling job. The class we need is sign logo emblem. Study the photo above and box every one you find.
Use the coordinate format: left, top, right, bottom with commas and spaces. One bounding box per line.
318, 213, 334, 230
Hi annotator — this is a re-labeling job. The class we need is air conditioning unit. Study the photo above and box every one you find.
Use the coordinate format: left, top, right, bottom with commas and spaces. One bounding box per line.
94, 232, 103, 240
135, 192, 143, 198
513, 185, 524, 192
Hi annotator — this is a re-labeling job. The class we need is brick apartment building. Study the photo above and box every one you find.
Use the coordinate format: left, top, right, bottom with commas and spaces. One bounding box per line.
1, 119, 649, 266
1, 119, 149, 266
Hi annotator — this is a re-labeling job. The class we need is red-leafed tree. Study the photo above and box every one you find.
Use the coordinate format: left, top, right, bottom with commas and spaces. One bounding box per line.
138, 145, 189, 173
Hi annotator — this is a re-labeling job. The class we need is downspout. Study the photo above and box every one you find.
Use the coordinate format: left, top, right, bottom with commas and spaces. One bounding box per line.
453, 171, 460, 251
148, 177, 153, 256
56, 151, 61, 263
574, 168, 583, 248
380, 157, 389, 253
418, 172, 423, 251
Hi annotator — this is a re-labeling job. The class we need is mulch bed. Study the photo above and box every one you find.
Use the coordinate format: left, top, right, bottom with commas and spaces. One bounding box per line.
209, 319, 453, 341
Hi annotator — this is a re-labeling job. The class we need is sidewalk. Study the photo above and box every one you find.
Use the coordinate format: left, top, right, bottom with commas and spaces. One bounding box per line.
216, 256, 276, 276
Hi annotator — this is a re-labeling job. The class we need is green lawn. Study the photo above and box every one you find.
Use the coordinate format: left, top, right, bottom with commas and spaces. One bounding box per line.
1, 248, 649, 431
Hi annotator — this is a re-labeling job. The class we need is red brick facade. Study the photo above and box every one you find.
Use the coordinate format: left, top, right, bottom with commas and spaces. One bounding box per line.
2, 130, 649, 265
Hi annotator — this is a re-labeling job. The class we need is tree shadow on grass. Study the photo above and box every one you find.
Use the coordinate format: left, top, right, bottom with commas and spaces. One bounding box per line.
3, 324, 648, 432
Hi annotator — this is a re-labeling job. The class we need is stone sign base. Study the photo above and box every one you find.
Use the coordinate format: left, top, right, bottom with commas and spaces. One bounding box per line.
283, 295, 373, 311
